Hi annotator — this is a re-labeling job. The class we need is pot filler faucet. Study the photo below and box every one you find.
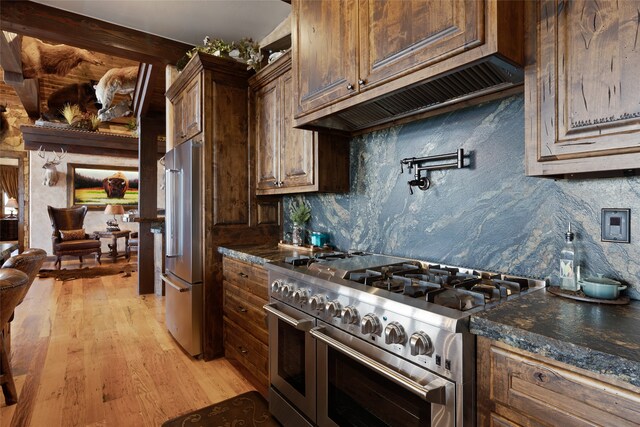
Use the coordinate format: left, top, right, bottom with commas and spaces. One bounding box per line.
400, 148, 467, 194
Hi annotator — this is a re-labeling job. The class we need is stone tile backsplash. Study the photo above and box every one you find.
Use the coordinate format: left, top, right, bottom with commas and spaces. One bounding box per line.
284, 95, 640, 300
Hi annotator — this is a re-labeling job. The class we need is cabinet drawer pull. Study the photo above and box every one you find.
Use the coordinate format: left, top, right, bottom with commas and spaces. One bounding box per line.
238, 346, 248, 354
238, 272, 249, 278
237, 306, 248, 313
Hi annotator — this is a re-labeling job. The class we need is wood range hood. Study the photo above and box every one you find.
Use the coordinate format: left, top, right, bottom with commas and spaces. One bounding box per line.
304, 57, 523, 134
292, 0, 526, 135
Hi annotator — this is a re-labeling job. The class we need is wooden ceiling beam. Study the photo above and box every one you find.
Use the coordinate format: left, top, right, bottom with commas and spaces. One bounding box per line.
133, 62, 163, 119
21, 125, 165, 159
1, 31, 23, 84
0, 1, 192, 65
10, 78, 39, 118
1, 31, 40, 117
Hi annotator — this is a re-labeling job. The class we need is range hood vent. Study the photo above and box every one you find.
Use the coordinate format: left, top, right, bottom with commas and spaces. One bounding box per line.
306, 57, 523, 133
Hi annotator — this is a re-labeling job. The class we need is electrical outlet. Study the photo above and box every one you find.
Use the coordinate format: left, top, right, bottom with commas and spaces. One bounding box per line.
601, 208, 630, 243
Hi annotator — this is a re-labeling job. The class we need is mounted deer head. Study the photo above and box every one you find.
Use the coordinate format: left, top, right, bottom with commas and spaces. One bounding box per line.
37, 146, 66, 186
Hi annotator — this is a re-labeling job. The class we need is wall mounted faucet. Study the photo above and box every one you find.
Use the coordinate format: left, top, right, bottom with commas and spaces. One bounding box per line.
400, 148, 467, 194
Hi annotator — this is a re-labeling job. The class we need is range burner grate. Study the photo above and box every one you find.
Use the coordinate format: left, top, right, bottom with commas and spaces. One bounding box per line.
284, 255, 311, 266
282, 253, 542, 312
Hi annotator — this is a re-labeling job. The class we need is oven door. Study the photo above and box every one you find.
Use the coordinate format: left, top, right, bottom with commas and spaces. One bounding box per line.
312, 321, 456, 427
264, 301, 316, 426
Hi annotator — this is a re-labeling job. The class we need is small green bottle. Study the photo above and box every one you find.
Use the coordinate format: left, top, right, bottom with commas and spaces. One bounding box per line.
559, 222, 579, 291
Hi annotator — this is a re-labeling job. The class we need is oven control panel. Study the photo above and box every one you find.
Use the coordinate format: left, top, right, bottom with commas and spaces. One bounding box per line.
268, 270, 467, 383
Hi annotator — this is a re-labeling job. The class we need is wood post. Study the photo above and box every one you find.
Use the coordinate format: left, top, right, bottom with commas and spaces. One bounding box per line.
137, 115, 162, 294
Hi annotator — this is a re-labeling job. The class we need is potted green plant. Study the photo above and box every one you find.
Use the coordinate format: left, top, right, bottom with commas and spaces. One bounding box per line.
289, 200, 311, 246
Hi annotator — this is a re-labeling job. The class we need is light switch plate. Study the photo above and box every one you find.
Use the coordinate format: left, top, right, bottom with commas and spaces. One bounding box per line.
601, 208, 630, 243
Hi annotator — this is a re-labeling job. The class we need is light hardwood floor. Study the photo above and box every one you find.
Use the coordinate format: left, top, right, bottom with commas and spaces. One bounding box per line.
1, 258, 255, 427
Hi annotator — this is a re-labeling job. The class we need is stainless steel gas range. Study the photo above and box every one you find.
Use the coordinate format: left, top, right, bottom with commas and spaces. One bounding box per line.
264, 252, 545, 427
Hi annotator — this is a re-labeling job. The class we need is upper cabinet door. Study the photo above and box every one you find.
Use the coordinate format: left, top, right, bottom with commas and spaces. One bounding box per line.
181, 74, 202, 142
293, 0, 359, 117
255, 80, 280, 191
172, 93, 185, 143
359, 0, 483, 90
525, 0, 640, 175
281, 71, 315, 188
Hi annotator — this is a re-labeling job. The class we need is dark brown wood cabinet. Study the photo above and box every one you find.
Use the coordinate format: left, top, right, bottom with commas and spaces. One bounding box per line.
170, 73, 202, 145
292, 0, 524, 133
166, 53, 280, 360
250, 51, 350, 195
358, 0, 484, 91
477, 337, 640, 427
293, 0, 358, 115
525, 0, 640, 176
222, 256, 269, 397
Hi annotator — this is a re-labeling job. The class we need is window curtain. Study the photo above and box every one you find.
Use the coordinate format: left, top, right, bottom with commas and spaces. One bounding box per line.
0, 166, 19, 199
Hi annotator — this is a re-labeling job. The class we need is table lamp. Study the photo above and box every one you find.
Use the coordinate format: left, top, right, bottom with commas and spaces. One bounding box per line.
104, 204, 125, 231
6, 197, 18, 218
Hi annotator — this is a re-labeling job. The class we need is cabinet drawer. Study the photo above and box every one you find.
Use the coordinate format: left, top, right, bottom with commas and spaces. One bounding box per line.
223, 317, 269, 390
222, 257, 268, 300
489, 345, 640, 427
223, 281, 268, 344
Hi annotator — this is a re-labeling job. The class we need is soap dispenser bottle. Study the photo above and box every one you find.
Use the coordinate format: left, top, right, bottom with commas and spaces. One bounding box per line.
559, 222, 580, 291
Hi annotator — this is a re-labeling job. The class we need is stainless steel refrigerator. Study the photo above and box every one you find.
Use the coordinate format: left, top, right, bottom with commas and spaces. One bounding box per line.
162, 139, 203, 356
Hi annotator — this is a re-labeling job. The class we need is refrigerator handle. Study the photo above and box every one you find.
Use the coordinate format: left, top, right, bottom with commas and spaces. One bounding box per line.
165, 168, 180, 258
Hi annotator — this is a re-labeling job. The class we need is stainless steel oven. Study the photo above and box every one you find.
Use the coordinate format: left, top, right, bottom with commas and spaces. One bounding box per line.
312, 321, 455, 427
264, 253, 545, 427
264, 301, 316, 427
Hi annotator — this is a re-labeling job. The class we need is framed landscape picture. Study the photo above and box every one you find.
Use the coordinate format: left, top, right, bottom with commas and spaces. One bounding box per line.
67, 163, 139, 210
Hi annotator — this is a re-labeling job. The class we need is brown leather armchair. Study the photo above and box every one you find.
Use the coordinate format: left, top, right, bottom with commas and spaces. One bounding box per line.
1, 248, 46, 400
47, 206, 101, 269
2, 248, 47, 305
0, 268, 29, 405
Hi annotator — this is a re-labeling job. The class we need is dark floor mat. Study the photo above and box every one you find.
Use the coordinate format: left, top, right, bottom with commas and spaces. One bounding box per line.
162, 391, 280, 427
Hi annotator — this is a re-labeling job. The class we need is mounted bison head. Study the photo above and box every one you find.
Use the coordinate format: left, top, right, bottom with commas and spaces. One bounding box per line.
103, 171, 129, 198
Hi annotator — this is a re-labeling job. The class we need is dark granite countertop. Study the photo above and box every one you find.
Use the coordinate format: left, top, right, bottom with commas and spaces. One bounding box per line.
218, 244, 318, 266
471, 289, 640, 388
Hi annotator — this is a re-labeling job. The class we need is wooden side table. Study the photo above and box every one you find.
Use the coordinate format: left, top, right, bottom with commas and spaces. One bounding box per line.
94, 230, 130, 262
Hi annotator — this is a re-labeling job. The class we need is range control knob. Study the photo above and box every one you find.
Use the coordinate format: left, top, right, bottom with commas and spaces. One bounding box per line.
292, 289, 309, 305
384, 322, 407, 345
309, 295, 325, 311
361, 314, 381, 336
270, 280, 282, 295
409, 331, 433, 356
341, 306, 359, 324
326, 300, 342, 318
280, 284, 293, 299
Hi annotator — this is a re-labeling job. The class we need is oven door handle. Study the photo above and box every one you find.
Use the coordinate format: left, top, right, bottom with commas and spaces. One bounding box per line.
263, 303, 313, 331
310, 326, 447, 405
